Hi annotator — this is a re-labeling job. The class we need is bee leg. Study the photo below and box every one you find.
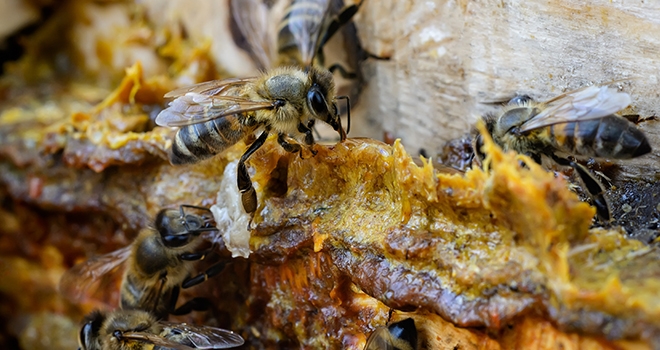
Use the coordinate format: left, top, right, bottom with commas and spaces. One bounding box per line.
318, 1, 363, 54
167, 285, 213, 315
171, 297, 213, 315
297, 123, 318, 156
278, 133, 316, 159
552, 154, 611, 223
238, 131, 269, 215
152, 273, 169, 316
179, 245, 216, 261
167, 285, 182, 314
328, 64, 357, 79
277, 133, 302, 154
307, 119, 324, 143
516, 152, 542, 168
528, 153, 543, 165
181, 261, 228, 289
298, 122, 315, 146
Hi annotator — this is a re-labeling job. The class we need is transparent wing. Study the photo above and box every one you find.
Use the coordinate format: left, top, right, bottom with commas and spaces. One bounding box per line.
164, 78, 256, 99
230, 0, 276, 70
432, 163, 466, 175
519, 85, 631, 132
120, 332, 196, 350
156, 78, 276, 128
279, 0, 331, 66
364, 327, 395, 350
160, 322, 245, 349
58, 246, 131, 303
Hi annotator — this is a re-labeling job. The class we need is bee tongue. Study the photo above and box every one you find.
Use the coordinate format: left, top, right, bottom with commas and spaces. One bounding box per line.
338, 124, 347, 141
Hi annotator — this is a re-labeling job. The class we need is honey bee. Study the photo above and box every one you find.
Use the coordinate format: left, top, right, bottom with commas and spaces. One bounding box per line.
364, 318, 418, 350
155, 0, 359, 215
60, 205, 226, 319
275, 0, 364, 69
473, 84, 652, 222
230, 0, 363, 71
78, 309, 244, 350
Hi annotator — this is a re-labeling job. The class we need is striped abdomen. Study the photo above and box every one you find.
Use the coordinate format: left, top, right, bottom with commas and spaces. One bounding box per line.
170, 115, 249, 165
276, 0, 329, 66
548, 115, 651, 159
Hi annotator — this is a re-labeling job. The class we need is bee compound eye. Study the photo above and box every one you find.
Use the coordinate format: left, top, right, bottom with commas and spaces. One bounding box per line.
79, 323, 93, 350
162, 233, 190, 248
308, 89, 328, 116
508, 95, 532, 105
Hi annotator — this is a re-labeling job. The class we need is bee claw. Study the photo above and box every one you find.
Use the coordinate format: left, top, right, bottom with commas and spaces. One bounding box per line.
297, 147, 317, 160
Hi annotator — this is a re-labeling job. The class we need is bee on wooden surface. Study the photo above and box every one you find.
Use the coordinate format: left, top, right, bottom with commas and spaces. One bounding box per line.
275, 0, 367, 111
60, 205, 226, 319
275, 0, 364, 69
473, 84, 652, 222
365, 317, 418, 350
230, 0, 363, 72
157, 0, 358, 216
78, 309, 244, 350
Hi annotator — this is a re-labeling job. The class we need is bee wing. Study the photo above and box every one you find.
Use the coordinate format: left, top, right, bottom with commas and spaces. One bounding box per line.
163, 78, 256, 99
158, 322, 245, 349
120, 332, 196, 350
58, 246, 131, 303
156, 78, 276, 128
280, 0, 332, 66
230, 0, 276, 70
364, 327, 396, 350
433, 163, 466, 175
519, 85, 631, 132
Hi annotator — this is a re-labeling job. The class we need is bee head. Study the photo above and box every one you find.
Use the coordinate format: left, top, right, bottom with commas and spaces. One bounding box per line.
493, 106, 538, 139
154, 209, 203, 248
387, 318, 418, 349
79, 310, 105, 350
306, 67, 347, 140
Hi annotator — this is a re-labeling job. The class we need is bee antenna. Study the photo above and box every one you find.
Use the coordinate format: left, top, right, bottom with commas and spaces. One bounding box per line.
177, 204, 217, 234
336, 95, 351, 134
